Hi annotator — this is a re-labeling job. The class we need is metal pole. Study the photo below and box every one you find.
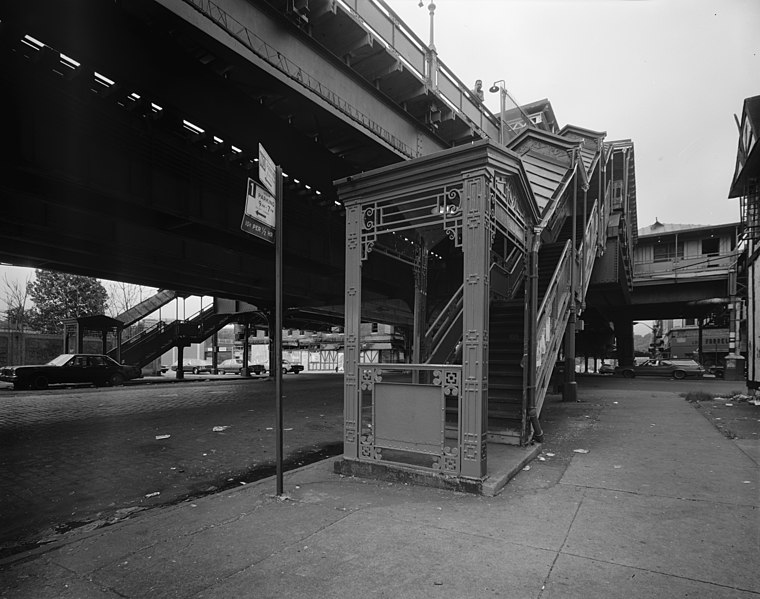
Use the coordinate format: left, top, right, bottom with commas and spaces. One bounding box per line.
275, 166, 284, 496
499, 87, 505, 144
563, 153, 578, 402
428, 2, 436, 50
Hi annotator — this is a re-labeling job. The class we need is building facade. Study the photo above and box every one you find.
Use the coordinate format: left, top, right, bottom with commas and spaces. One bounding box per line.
634, 220, 740, 281
729, 96, 759, 388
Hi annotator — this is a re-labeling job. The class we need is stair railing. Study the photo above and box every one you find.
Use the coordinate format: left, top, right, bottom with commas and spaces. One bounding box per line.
490, 246, 525, 301
115, 289, 177, 328
118, 320, 169, 350
425, 250, 526, 364
533, 239, 573, 416
577, 200, 600, 299
424, 284, 464, 364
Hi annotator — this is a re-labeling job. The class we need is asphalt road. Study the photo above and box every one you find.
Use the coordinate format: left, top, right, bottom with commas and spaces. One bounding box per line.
0, 373, 344, 557
0, 371, 754, 559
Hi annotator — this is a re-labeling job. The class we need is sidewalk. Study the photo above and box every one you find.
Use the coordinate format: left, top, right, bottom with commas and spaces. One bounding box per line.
2, 384, 758, 598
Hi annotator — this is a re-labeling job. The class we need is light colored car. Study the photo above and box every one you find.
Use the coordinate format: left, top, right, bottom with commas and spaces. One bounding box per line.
614, 359, 704, 379
280, 360, 304, 374
598, 363, 615, 374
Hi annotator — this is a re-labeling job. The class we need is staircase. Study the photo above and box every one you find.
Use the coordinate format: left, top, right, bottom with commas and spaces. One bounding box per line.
487, 239, 569, 443
422, 194, 607, 445
115, 290, 178, 328
110, 306, 235, 368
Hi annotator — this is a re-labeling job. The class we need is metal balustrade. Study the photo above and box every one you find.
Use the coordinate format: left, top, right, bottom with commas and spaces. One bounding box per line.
533, 240, 573, 415
633, 253, 735, 280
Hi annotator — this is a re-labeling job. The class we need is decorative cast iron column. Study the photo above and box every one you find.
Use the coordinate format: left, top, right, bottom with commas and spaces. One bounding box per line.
460, 169, 491, 478
343, 204, 363, 459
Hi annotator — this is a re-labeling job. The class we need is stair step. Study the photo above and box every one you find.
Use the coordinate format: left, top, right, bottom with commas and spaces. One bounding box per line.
488, 383, 522, 393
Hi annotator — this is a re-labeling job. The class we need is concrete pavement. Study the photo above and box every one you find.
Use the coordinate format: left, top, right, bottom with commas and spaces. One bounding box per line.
1, 383, 758, 598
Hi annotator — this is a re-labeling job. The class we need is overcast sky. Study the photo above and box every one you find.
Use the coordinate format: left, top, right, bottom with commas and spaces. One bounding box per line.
386, 0, 759, 228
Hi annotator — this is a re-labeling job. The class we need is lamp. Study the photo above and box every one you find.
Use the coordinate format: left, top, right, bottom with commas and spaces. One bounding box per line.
489, 80, 506, 144
418, 1, 437, 51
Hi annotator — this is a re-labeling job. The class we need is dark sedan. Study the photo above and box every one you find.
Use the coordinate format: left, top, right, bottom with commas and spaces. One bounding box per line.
614, 359, 704, 380
0, 354, 142, 390
218, 359, 266, 375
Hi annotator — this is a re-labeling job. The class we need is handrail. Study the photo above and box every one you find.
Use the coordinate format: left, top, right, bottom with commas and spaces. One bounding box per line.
490, 246, 524, 301
424, 250, 526, 364
426, 285, 463, 345
578, 201, 600, 299
532, 239, 573, 416
121, 320, 170, 348
424, 285, 464, 363
536, 239, 572, 320
343, 0, 500, 137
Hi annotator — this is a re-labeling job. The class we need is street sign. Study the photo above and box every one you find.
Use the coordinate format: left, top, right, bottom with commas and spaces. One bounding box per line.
241, 178, 275, 243
258, 143, 276, 195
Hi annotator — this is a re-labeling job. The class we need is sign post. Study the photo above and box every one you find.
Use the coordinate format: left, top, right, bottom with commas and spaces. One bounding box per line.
274, 164, 284, 496
240, 143, 284, 496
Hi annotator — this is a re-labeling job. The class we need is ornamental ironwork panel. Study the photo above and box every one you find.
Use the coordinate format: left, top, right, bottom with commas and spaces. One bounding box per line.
355, 364, 462, 475
359, 185, 464, 261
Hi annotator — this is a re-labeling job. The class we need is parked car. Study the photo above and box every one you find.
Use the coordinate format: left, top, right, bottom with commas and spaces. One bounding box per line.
614, 359, 704, 379
280, 360, 304, 374
0, 353, 142, 390
217, 359, 266, 375
598, 362, 616, 374
170, 359, 212, 374
708, 364, 725, 379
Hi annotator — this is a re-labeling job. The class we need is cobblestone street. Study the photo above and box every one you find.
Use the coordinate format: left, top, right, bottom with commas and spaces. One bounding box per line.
0, 374, 344, 556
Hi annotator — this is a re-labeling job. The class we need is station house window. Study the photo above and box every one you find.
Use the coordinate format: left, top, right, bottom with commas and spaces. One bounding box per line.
653, 240, 684, 262
701, 237, 720, 257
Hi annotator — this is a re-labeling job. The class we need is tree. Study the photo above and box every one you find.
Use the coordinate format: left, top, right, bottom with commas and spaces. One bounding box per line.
2, 273, 32, 364
105, 280, 156, 318
2, 273, 30, 328
27, 270, 109, 334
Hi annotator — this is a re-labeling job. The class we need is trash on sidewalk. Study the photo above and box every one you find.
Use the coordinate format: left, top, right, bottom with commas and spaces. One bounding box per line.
145, 492, 160, 498
212, 426, 230, 432
155, 434, 171, 440
573, 448, 589, 454
522, 465, 531, 471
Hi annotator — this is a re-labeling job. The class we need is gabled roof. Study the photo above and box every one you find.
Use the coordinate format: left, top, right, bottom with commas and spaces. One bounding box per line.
506, 128, 579, 214
729, 95, 760, 198
558, 125, 606, 180
502, 98, 559, 133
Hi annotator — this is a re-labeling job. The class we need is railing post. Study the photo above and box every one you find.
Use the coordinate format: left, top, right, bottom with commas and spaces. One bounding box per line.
343, 204, 363, 459
563, 166, 579, 402
460, 169, 490, 478
526, 226, 543, 442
